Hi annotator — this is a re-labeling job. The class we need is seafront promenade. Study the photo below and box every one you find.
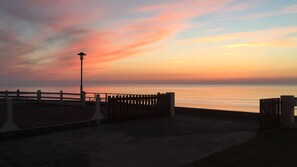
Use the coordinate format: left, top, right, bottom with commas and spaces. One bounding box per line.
4, 90, 297, 166
0, 108, 258, 167
0, 90, 259, 166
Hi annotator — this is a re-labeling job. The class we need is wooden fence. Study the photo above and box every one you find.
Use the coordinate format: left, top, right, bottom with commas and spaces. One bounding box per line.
259, 98, 281, 131
106, 93, 174, 121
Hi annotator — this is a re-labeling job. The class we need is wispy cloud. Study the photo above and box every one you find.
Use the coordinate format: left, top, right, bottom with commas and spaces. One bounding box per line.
195, 56, 204, 60
186, 26, 297, 48
170, 60, 189, 64
281, 5, 297, 14
206, 28, 224, 33
234, 4, 297, 20
223, 42, 268, 48
187, 35, 238, 43
222, 1, 258, 12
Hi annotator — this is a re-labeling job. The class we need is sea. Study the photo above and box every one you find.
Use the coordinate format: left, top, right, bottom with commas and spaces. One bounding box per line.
1, 84, 297, 113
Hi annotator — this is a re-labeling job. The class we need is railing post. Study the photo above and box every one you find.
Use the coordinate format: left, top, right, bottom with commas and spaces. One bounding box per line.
5, 90, 8, 99
16, 89, 20, 97
60, 90, 63, 104
166, 92, 175, 117
0, 98, 19, 132
156, 92, 161, 114
96, 94, 100, 113
37, 90, 41, 102
91, 94, 104, 123
280, 95, 295, 127
81, 91, 86, 106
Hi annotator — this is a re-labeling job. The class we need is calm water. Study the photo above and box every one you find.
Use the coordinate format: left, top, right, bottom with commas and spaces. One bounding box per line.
1, 84, 297, 113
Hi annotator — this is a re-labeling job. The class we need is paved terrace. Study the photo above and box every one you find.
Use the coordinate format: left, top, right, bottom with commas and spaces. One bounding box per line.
0, 107, 258, 167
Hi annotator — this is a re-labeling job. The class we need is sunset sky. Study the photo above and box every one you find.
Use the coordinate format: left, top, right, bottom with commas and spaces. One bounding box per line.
1, 0, 297, 85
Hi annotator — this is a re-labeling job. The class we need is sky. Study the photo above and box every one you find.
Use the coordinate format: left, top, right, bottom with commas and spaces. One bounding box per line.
0, 0, 297, 86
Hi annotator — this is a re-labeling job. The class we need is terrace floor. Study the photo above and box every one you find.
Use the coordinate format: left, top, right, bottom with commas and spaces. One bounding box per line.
0, 102, 96, 129
0, 114, 258, 167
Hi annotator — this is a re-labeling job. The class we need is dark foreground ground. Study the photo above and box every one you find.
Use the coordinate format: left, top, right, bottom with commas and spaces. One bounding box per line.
2, 103, 293, 167
0, 105, 259, 167
188, 128, 297, 167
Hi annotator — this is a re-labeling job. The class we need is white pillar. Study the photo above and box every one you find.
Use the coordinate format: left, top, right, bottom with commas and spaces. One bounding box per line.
0, 98, 19, 132
91, 94, 104, 123
280, 95, 295, 127
166, 92, 175, 117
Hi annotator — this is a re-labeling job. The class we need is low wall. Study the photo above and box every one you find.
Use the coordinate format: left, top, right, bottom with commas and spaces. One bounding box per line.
175, 107, 259, 121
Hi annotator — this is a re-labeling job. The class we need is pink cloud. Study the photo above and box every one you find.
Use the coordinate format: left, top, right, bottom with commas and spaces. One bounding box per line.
0, 0, 234, 83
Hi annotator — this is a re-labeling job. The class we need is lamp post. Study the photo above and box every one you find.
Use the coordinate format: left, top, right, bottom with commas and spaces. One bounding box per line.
77, 52, 86, 100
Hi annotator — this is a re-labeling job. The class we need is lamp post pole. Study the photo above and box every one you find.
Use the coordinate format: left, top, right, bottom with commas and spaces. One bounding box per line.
77, 52, 86, 101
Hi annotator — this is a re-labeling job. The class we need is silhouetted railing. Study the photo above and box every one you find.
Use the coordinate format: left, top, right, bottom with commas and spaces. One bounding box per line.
0, 92, 103, 133
259, 98, 281, 131
0, 90, 81, 103
106, 93, 174, 122
85, 92, 147, 103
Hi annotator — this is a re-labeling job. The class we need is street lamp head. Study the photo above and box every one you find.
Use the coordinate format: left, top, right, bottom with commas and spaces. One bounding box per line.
77, 52, 86, 59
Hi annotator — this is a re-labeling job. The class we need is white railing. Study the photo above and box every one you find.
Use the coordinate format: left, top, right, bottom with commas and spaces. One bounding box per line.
0, 93, 104, 132
0, 90, 156, 104
0, 90, 81, 103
